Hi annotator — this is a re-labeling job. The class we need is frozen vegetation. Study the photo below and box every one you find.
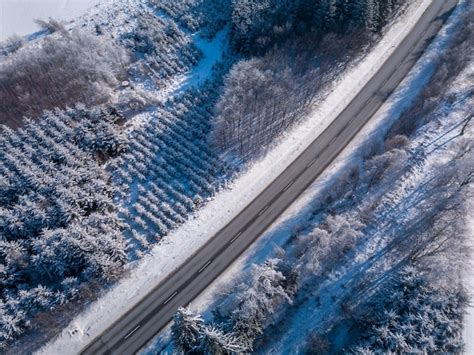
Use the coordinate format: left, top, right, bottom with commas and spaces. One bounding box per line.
166, 2, 473, 353
1, 0, 237, 349
0, 27, 128, 128
0, 107, 128, 348
1, 0, 471, 352
112, 86, 234, 255
42, 0, 435, 352
213, 0, 405, 162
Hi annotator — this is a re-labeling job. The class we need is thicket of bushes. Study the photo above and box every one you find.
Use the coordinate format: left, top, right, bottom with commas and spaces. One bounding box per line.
0, 30, 128, 128
119, 8, 201, 84
111, 79, 234, 256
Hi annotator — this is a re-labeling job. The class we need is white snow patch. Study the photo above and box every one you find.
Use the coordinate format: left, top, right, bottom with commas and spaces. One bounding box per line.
123, 27, 228, 134
37, 1, 436, 354
0, 0, 101, 41
177, 28, 229, 92
164, 27, 229, 96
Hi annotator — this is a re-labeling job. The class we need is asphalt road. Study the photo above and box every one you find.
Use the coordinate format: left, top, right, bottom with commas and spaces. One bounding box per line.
81, 1, 458, 354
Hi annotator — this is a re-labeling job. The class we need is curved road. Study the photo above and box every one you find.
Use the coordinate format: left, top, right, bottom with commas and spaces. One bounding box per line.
82, 1, 458, 353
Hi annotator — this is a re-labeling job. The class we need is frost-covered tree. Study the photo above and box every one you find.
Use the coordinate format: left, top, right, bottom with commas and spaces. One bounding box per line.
199, 326, 247, 354
230, 259, 292, 349
170, 259, 294, 353
172, 307, 246, 354
289, 213, 364, 280
0, 106, 128, 348
172, 307, 205, 353
0, 29, 128, 127
353, 267, 466, 354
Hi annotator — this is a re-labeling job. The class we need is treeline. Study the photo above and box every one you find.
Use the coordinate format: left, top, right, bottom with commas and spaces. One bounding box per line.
150, 0, 231, 38
212, 32, 367, 161
0, 28, 128, 128
212, 0, 404, 162
0, 107, 128, 349
231, 0, 402, 55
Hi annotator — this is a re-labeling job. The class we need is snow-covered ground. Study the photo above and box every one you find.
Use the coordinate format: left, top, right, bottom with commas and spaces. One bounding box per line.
176, 28, 229, 93
142, 0, 472, 351
0, 0, 100, 41
37, 1, 438, 354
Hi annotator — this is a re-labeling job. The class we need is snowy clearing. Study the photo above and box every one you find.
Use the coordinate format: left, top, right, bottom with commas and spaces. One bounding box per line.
124, 27, 229, 134
37, 1, 437, 354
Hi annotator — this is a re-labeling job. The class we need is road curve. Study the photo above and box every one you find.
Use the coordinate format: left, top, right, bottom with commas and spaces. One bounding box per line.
82, 1, 458, 354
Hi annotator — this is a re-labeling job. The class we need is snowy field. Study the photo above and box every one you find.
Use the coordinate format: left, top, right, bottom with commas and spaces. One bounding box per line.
37, 1, 439, 353
0, 0, 100, 41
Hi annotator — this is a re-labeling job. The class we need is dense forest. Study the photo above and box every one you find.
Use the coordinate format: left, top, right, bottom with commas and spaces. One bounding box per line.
230, 0, 400, 54
212, 0, 405, 162
0, 107, 128, 347
0, 27, 128, 128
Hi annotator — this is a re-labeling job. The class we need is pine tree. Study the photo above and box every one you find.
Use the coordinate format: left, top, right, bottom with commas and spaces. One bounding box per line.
0, 106, 128, 348
199, 326, 247, 354
354, 267, 467, 353
172, 307, 205, 352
